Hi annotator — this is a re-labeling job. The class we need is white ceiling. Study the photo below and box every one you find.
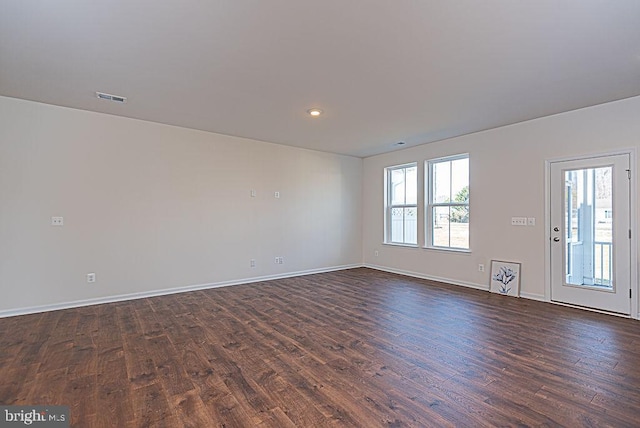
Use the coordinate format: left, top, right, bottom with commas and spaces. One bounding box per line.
1, 1, 639, 157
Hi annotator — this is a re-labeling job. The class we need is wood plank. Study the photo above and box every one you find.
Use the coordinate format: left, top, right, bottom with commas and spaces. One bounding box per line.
169, 390, 215, 428
145, 335, 195, 397
94, 345, 134, 427
25, 367, 68, 405
130, 381, 178, 427
122, 333, 157, 389
64, 375, 98, 427
0, 363, 39, 405
1, 268, 640, 426
66, 342, 97, 380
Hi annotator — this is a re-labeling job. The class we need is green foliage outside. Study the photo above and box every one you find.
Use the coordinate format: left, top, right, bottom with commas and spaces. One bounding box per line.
450, 185, 469, 223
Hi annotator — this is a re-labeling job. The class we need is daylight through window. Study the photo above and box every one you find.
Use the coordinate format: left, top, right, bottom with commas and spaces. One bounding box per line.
426, 155, 469, 250
385, 164, 417, 245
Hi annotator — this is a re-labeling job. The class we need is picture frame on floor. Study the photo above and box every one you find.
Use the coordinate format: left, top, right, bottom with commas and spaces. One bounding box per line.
490, 260, 521, 297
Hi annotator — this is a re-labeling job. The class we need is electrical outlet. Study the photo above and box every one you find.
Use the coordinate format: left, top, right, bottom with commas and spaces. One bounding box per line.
87, 273, 96, 283
274, 257, 284, 264
274, 191, 280, 199
250, 189, 257, 197
527, 217, 536, 226
478, 264, 485, 272
250, 259, 256, 268
374, 250, 379, 257
511, 217, 527, 226
51, 216, 64, 226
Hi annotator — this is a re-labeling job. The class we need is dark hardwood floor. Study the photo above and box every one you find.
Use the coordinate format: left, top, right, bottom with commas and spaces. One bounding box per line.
1, 268, 640, 427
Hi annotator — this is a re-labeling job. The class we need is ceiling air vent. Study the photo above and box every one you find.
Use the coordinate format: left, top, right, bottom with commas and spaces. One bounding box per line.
96, 92, 127, 103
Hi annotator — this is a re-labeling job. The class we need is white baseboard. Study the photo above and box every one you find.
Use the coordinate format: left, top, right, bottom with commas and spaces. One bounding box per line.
365, 263, 550, 303
364, 263, 490, 292
0, 263, 573, 319
0, 264, 362, 318
519, 292, 546, 301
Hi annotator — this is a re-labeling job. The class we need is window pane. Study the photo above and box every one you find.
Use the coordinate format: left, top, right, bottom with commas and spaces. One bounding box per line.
404, 207, 417, 244
433, 161, 451, 203
391, 207, 404, 243
451, 158, 469, 200
450, 205, 469, 249
391, 207, 417, 244
386, 163, 418, 245
390, 169, 406, 205
405, 166, 417, 205
427, 154, 470, 250
432, 206, 450, 247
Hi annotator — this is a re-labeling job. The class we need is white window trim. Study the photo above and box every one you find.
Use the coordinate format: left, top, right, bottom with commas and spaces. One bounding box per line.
425, 154, 470, 251
384, 162, 418, 246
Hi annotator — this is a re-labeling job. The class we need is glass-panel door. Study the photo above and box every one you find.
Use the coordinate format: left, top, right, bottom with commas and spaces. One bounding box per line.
550, 154, 630, 314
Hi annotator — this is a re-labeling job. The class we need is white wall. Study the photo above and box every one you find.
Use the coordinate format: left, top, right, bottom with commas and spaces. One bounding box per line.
0, 96, 362, 314
363, 96, 640, 306
4, 94, 640, 317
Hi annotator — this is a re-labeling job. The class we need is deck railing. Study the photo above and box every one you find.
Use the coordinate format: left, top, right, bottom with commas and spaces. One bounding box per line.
594, 241, 612, 286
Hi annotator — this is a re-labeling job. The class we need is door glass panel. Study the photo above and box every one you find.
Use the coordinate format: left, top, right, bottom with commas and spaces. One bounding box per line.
564, 167, 613, 289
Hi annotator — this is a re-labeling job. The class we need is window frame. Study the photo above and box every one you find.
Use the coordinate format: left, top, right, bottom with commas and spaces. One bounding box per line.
384, 162, 418, 246
425, 154, 470, 251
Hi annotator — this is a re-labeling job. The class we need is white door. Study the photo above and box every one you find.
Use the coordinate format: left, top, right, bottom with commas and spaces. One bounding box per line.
550, 154, 631, 314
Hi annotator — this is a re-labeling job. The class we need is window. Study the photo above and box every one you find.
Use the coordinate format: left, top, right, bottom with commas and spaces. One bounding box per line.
426, 155, 469, 250
385, 163, 417, 245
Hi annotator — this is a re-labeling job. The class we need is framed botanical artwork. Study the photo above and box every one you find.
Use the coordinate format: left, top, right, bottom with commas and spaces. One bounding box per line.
490, 260, 521, 297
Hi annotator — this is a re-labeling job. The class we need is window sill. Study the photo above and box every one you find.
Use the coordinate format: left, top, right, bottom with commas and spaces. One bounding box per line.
423, 246, 472, 254
382, 242, 419, 248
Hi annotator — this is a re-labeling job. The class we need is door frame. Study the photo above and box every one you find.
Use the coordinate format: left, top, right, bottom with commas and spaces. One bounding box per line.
544, 149, 638, 319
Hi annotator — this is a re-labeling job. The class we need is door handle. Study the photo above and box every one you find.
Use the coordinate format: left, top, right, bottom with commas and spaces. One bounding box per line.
553, 227, 560, 232
553, 237, 560, 242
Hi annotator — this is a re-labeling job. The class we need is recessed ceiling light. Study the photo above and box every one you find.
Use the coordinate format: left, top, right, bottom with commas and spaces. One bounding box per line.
307, 108, 323, 117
